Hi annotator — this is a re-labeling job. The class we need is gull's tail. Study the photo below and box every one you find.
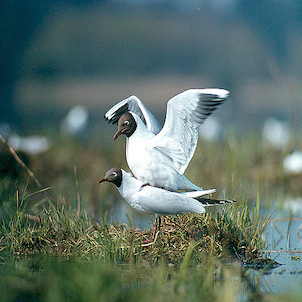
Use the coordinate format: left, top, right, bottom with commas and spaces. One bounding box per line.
182, 189, 216, 198
195, 198, 237, 206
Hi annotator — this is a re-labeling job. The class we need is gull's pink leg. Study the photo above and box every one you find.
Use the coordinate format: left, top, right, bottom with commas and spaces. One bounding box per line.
162, 216, 166, 229
151, 217, 159, 241
142, 216, 162, 245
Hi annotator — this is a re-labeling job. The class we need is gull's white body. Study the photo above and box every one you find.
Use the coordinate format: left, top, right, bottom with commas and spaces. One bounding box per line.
126, 113, 207, 191
105, 89, 229, 191
118, 169, 210, 216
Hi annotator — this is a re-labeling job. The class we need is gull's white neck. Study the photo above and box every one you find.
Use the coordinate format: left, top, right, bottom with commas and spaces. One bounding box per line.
129, 112, 155, 141
118, 169, 143, 199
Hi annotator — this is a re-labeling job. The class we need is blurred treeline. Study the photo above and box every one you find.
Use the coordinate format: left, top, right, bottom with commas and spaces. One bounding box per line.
1, 0, 302, 131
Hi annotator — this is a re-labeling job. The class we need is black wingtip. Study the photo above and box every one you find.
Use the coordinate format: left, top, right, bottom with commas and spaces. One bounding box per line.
104, 114, 111, 124
104, 103, 130, 125
197, 198, 237, 205
104, 113, 119, 125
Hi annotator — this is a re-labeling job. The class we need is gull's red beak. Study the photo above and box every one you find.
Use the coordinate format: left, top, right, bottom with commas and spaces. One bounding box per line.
113, 130, 122, 141
98, 178, 106, 184
114, 126, 128, 141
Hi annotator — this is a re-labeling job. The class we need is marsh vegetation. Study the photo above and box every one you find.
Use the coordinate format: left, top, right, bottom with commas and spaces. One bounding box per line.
1, 133, 301, 301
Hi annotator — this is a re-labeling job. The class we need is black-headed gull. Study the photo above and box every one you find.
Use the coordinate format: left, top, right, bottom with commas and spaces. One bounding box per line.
105, 95, 162, 135
105, 89, 229, 191
98, 168, 235, 241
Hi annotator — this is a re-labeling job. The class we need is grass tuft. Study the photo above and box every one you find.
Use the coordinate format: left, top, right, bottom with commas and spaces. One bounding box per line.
1, 132, 297, 300
1, 197, 266, 265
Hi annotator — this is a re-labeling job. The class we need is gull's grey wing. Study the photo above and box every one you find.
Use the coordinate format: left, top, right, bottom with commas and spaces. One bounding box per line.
104, 95, 162, 135
149, 89, 229, 174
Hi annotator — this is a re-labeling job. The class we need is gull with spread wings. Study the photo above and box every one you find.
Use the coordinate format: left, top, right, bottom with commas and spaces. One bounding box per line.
105, 89, 229, 192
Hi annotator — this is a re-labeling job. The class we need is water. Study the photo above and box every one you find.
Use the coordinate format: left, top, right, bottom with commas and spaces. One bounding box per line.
107, 199, 302, 295
258, 207, 302, 294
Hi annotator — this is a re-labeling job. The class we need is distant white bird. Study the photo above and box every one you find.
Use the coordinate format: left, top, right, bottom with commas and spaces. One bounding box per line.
61, 105, 89, 136
283, 197, 302, 214
105, 89, 229, 191
283, 150, 302, 174
8, 134, 51, 155
98, 168, 235, 241
262, 118, 290, 149
199, 117, 221, 141
0, 123, 12, 140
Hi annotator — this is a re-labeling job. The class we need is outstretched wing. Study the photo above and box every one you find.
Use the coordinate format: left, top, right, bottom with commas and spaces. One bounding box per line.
149, 89, 229, 174
104, 95, 162, 135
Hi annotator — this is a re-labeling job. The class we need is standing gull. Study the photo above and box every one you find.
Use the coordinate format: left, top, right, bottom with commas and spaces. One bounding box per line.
105, 89, 229, 191
98, 168, 235, 241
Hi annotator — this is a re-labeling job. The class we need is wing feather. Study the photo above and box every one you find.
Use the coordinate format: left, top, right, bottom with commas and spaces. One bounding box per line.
149, 89, 229, 174
104, 95, 162, 134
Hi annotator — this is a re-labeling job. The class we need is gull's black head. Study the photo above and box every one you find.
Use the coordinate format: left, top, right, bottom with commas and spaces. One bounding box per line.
98, 167, 123, 188
113, 112, 137, 141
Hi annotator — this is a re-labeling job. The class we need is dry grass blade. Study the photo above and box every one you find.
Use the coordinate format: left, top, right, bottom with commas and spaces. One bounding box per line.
0, 134, 55, 206
297, 223, 302, 245
74, 165, 81, 218
267, 250, 302, 253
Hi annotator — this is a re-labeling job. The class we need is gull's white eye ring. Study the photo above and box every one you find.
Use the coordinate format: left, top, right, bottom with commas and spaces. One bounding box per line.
112, 172, 118, 177
124, 120, 130, 126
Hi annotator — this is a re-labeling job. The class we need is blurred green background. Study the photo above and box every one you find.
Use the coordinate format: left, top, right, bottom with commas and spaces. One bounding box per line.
1, 0, 302, 221
2, 0, 302, 131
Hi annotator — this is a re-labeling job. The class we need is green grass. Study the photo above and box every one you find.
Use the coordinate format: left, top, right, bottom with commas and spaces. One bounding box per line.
0, 133, 301, 301
1, 200, 265, 263
0, 181, 268, 301
0, 255, 246, 302
0, 200, 263, 301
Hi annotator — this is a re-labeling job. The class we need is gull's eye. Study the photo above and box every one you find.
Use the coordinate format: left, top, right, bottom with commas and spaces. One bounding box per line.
112, 172, 118, 177
124, 120, 130, 126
